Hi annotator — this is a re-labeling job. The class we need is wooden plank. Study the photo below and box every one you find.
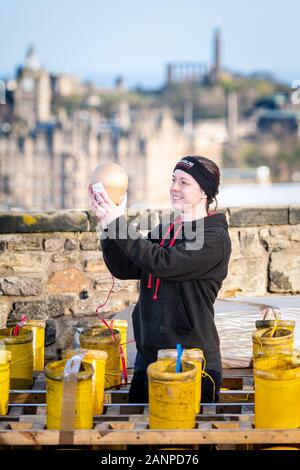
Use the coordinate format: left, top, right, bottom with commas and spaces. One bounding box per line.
25, 373, 46, 415
212, 422, 240, 430
9, 422, 33, 431
8, 390, 255, 406
9, 392, 46, 405
197, 422, 212, 430
108, 422, 135, 430
1, 428, 300, 446
104, 392, 129, 404
220, 391, 254, 402
9, 388, 254, 407
8, 369, 254, 408
221, 378, 244, 390
19, 415, 46, 431
93, 413, 254, 423
9, 367, 297, 448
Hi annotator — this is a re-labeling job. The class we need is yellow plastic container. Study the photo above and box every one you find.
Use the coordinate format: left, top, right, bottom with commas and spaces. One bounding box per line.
63, 349, 108, 415
157, 348, 204, 414
45, 359, 94, 430
23, 320, 45, 372
80, 326, 120, 389
262, 447, 299, 450
253, 323, 294, 361
0, 350, 12, 415
255, 320, 295, 333
0, 328, 33, 389
108, 319, 128, 368
148, 360, 197, 429
255, 352, 300, 429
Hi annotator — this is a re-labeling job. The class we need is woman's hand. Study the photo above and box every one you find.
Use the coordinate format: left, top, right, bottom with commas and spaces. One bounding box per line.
88, 185, 127, 229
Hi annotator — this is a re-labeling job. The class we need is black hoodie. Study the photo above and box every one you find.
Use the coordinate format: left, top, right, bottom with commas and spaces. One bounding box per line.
100, 213, 231, 373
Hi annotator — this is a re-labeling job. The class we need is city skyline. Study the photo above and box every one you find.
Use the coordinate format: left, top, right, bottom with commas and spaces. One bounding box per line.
1, 0, 300, 88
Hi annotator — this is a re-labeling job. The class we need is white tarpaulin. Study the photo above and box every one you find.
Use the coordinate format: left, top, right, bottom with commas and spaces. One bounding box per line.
109, 296, 300, 369
215, 297, 300, 368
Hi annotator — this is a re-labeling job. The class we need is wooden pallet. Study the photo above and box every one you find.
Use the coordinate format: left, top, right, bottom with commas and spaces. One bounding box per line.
1, 369, 299, 448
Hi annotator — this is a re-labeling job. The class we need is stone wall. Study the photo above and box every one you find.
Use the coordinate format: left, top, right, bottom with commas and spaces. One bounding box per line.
0, 206, 299, 359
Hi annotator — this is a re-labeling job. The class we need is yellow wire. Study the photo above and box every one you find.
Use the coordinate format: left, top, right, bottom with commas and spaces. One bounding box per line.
200, 355, 216, 402
10, 353, 33, 366
202, 356, 207, 372
239, 393, 251, 402
269, 319, 278, 338
256, 335, 263, 349
201, 370, 216, 403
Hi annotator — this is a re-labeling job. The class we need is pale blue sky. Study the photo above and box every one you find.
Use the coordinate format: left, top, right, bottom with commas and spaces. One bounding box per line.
1, 0, 299, 87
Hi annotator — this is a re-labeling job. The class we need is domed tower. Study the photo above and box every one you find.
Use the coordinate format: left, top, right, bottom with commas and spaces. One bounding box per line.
14, 44, 51, 126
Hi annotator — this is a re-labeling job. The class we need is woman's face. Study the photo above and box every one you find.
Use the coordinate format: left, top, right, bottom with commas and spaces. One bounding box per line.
170, 169, 207, 211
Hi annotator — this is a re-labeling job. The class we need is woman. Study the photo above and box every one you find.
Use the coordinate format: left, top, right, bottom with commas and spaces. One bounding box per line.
89, 155, 231, 404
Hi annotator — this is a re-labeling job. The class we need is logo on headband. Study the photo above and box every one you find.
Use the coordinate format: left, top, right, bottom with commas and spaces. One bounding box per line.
177, 159, 194, 169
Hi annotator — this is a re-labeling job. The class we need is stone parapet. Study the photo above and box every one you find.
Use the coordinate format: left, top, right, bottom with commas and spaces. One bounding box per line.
0, 206, 299, 358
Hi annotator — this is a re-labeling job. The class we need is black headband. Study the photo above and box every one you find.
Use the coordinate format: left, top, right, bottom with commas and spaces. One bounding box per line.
173, 157, 218, 197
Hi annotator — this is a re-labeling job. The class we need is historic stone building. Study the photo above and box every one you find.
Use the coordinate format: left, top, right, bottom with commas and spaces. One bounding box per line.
0, 105, 207, 210
13, 45, 51, 126
0, 45, 224, 211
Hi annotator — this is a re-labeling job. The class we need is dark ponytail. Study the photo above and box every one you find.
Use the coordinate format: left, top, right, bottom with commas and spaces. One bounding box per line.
193, 156, 220, 213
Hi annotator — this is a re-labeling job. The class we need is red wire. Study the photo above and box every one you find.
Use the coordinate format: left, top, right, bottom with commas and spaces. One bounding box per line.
95, 217, 182, 386
12, 313, 27, 336
95, 274, 130, 387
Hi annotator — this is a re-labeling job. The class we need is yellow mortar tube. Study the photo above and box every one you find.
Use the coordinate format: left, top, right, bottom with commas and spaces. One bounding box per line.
63, 349, 107, 415
0, 328, 33, 389
45, 359, 94, 430
0, 350, 12, 415
80, 326, 121, 389
148, 360, 197, 429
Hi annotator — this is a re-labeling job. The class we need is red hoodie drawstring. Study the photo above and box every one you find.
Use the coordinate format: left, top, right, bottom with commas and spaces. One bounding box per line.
153, 278, 161, 300
147, 223, 174, 290
147, 216, 183, 300
169, 223, 183, 247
